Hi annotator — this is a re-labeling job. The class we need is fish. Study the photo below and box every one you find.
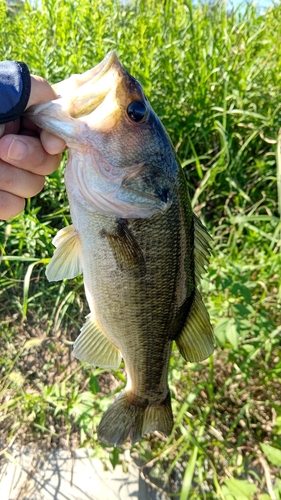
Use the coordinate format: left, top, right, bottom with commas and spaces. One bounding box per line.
26, 51, 215, 446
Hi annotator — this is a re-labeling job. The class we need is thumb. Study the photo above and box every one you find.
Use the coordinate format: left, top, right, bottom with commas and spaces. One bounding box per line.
26, 76, 66, 153
26, 75, 58, 109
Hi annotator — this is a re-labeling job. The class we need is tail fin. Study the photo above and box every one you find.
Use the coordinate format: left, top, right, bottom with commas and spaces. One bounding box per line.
97, 391, 173, 446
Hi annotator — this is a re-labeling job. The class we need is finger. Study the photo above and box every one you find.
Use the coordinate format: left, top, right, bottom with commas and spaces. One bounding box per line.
0, 191, 26, 220
21, 117, 67, 153
25, 77, 66, 152
40, 130, 66, 155
0, 134, 62, 175
27, 75, 58, 108
0, 161, 45, 200
0, 120, 20, 137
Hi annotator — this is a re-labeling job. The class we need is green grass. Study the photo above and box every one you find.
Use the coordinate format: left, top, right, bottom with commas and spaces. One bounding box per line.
0, 0, 281, 497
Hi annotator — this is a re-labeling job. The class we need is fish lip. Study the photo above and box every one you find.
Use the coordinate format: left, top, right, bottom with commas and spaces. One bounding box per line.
90, 51, 119, 84
24, 51, 130, 144
68, 51, 124, 120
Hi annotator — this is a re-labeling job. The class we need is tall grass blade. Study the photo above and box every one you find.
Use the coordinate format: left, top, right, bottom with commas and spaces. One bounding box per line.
276, 128, 281, 222
179, 445, 198, 500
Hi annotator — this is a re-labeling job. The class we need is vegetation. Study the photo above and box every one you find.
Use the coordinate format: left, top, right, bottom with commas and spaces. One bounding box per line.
0, 0, 281, 498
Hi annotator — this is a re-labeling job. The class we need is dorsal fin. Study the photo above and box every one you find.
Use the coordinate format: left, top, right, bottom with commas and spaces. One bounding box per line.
175, 289, 215, 362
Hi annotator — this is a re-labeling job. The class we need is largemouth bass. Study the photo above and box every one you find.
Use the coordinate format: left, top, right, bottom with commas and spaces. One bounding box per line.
26, 52, 214, 446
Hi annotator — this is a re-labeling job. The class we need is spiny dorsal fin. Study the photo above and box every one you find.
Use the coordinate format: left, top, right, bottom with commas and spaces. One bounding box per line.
46, 225, 83, 282
73, 314, 121, 369
175, 289, 214, 362
194, 215, 212, 285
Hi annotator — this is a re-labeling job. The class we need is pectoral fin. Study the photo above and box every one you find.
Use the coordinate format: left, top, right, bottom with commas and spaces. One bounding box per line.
46, 225, 83, 282
73, 314, 121, 369
175, 290, 214, 362
101, 219, 146, 275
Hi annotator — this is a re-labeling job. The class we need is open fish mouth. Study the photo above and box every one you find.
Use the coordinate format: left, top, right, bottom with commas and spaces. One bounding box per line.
61, 51, 120, 119
25, 51, 125, 140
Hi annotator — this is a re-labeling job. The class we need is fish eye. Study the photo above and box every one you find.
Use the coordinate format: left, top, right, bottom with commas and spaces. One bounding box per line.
127, 100, 147, 123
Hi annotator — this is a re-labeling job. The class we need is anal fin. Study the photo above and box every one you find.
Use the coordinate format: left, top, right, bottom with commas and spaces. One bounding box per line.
46, 225, 82, 282
175, 289, 215, 362
73, 314, 121, 369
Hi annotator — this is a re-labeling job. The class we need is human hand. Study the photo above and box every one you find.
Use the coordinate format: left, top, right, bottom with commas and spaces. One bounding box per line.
0, 75, 66, 220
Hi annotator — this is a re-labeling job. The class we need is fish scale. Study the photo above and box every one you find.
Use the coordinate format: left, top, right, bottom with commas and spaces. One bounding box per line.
26, 51, 215, 446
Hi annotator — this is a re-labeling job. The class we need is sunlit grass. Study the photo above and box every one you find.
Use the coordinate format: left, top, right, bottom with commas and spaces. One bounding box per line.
0, 0, 280, 497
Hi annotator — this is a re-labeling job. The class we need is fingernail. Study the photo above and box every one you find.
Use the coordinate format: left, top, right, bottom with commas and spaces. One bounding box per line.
0, 124, 5, 138
8, 138, 28, 161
